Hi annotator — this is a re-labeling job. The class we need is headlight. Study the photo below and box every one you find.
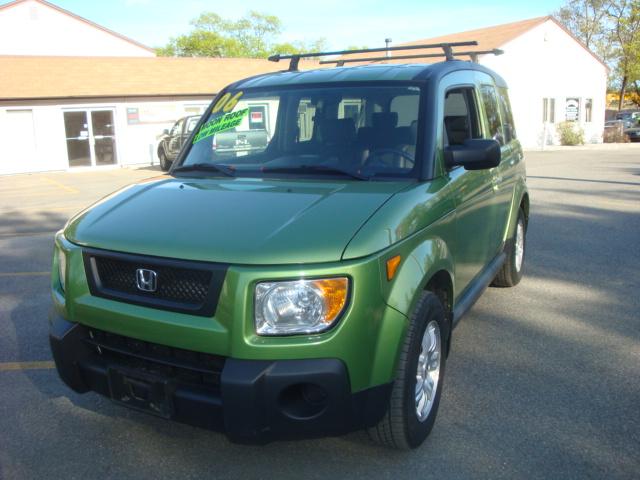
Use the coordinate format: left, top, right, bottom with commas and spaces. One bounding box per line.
57, 247, 67, 292
255, 277, 349, 335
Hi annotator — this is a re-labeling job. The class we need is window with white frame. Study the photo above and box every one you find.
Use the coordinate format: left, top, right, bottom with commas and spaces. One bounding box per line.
585, 98, 593, 122
543, 98, 555, 123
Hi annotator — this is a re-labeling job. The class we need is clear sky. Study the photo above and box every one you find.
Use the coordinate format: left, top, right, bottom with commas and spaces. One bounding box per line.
17, 0, 566, 50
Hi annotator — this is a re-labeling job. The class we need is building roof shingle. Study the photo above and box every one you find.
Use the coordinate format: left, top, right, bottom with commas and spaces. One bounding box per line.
0, 56, 290, 100
341, 16, 607, 68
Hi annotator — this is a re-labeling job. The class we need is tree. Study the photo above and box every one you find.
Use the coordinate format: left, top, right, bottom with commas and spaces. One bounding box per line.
555, 0, 611, 58
157, 11, 326, 59
555, 0, 640, 109
606, 0, 640, 109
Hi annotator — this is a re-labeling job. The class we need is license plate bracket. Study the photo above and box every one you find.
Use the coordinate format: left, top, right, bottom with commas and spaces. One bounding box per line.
108, 368, 174, 418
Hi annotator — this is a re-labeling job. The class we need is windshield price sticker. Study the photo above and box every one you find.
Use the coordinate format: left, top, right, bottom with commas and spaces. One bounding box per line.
193, 108, 249, 144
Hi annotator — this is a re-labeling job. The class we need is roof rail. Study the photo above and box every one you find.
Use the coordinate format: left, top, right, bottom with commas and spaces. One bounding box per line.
320, 48, 504, 66
268, 41, 480, 71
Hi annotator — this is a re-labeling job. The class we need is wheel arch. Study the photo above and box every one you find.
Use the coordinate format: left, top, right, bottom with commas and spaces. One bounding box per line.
383, 236, 455, 320
502, 181, 529, 243
520, 191, 530, 226
371, 233, 455, 388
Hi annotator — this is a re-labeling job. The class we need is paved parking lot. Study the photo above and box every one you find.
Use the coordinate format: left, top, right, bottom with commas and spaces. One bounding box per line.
1, 148, 639, 479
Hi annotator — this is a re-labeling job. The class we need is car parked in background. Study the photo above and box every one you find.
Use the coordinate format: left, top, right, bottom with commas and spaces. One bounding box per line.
625, 125, 640, 142
615, 110, 640, 130
157, 115, 201, 171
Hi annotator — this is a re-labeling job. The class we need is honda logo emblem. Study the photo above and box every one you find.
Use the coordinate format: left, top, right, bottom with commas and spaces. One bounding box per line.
135, 268, 158, 292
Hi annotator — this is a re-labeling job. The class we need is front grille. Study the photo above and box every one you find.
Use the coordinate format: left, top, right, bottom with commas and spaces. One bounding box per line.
83, 248, 228, 316
96, 256, 211, 304
84, 328, 225, 391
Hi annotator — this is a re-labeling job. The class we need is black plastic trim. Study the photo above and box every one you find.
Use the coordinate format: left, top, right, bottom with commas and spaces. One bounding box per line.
49, 314, 392, 443
452, 251, 506, 328
82, 247, 228, 317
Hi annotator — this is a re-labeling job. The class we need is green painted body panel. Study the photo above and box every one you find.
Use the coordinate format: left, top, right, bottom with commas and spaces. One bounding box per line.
52, 63, 528, 394
65, 177, 408, 265
53, 234, 407, 392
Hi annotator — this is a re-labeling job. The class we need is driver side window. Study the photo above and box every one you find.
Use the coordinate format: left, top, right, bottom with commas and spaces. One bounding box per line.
443, 88, 481, 148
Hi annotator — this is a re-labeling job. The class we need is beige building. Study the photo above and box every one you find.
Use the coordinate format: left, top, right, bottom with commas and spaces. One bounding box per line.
0, 0, 283, 175
0, 1, 609, 174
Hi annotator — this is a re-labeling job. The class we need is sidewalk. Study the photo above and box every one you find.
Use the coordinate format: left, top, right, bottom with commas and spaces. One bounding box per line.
524, 142, 640, 152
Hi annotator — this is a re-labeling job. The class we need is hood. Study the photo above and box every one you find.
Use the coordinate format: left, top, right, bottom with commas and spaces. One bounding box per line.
65, 176, 409, 265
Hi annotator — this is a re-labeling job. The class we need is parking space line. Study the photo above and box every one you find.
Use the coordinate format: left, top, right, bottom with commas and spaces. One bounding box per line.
0, 205, 81, 214
0, 271, 49, 277
0, 231, 53, 238
0, 361, 55, 371
40, 176, 79, 194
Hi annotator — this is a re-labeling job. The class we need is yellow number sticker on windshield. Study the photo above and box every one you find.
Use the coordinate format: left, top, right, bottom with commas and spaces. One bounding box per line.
212, 91, 243, 114
223, 92, 243, 112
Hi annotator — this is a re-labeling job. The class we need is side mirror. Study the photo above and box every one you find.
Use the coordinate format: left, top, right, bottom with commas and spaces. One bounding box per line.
163, 129, 170, 135
445, 139, 501, 170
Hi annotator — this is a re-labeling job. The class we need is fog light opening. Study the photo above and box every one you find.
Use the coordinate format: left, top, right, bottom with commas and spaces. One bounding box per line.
278, 383, 328, 420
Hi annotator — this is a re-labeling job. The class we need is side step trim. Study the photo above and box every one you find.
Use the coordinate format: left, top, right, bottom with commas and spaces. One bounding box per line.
452, 252, 506, 329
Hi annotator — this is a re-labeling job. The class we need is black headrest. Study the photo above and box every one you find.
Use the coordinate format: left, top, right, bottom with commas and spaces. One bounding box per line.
372, 112, 398, 131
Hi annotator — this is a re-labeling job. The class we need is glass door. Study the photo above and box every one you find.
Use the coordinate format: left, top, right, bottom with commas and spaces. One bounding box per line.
64, 109, 117, 167
91, 110, 117, 165
64, 111, 91, 167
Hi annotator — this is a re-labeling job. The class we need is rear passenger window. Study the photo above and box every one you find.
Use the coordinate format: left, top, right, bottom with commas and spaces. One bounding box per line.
480, 85, 503, 145
443, 88, 481, 147
497, 87, 516, 143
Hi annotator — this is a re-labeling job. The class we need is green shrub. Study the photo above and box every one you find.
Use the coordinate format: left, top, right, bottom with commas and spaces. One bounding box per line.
556, 121, 585, 146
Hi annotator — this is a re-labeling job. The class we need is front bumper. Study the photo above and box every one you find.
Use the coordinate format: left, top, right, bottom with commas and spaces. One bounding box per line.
49, 313, 391, 443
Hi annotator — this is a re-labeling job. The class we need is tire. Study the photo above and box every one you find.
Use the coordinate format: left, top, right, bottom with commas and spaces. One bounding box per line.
159, 149, 171, 171
492, 207, 527, 287
368, 292, 449, 450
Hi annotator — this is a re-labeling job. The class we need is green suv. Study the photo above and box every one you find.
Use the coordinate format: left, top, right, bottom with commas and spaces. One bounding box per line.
50, 49, 528, 450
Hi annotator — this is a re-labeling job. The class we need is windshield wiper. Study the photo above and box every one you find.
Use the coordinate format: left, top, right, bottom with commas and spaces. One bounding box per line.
172, 163, 236, 177
262, 165, 370, 180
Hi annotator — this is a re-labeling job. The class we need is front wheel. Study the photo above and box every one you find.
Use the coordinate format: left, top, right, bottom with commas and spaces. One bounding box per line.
492, 208, 527, 287
368, 292, 448, 449
159, 149, 171, 171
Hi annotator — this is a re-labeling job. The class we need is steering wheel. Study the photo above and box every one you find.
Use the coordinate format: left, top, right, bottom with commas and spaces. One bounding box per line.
364, 148, 415, 168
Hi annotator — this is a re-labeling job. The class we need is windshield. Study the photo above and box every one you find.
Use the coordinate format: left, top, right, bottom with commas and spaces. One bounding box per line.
178, 85, 422, 180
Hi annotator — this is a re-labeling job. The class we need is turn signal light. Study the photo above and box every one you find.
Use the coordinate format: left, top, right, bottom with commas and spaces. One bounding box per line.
386, 255, 401, 281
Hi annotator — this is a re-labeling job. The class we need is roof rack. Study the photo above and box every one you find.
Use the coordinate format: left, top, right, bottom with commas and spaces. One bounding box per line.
268, 41, 484, 71
320, 48, 504, 66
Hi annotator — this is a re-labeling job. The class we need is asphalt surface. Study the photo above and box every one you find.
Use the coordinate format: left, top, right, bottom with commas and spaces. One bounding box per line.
0, 148, 639, 479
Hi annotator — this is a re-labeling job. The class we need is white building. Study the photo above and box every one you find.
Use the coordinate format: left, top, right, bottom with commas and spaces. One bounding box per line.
396, 16, 608, 149
0, 0, 154, 57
